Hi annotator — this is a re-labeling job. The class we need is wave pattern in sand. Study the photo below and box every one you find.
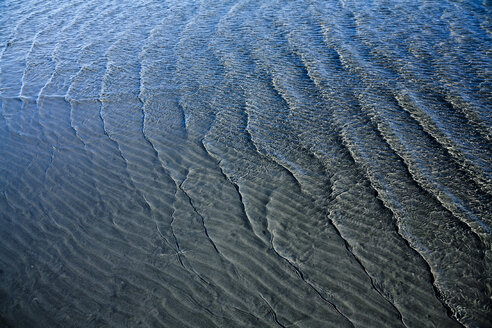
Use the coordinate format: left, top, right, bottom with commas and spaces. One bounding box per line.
0, 0, 491, 327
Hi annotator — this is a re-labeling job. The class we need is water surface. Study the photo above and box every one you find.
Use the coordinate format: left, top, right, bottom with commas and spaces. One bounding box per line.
0, 0, 491, 327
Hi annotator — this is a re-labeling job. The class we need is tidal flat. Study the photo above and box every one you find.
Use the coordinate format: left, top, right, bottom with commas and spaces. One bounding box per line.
0, 0, 491, 327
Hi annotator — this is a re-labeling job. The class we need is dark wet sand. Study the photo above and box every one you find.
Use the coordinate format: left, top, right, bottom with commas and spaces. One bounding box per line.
0, 0, 491, 327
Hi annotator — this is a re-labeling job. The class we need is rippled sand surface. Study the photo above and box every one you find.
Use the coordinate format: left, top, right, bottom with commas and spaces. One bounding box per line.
0, 0, 491, 327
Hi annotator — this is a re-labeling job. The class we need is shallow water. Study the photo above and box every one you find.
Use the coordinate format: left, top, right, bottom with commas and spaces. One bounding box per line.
0, 0, 491, 327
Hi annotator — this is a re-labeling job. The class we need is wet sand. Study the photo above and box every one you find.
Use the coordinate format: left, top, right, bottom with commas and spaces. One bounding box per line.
0, 0, 490, 327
